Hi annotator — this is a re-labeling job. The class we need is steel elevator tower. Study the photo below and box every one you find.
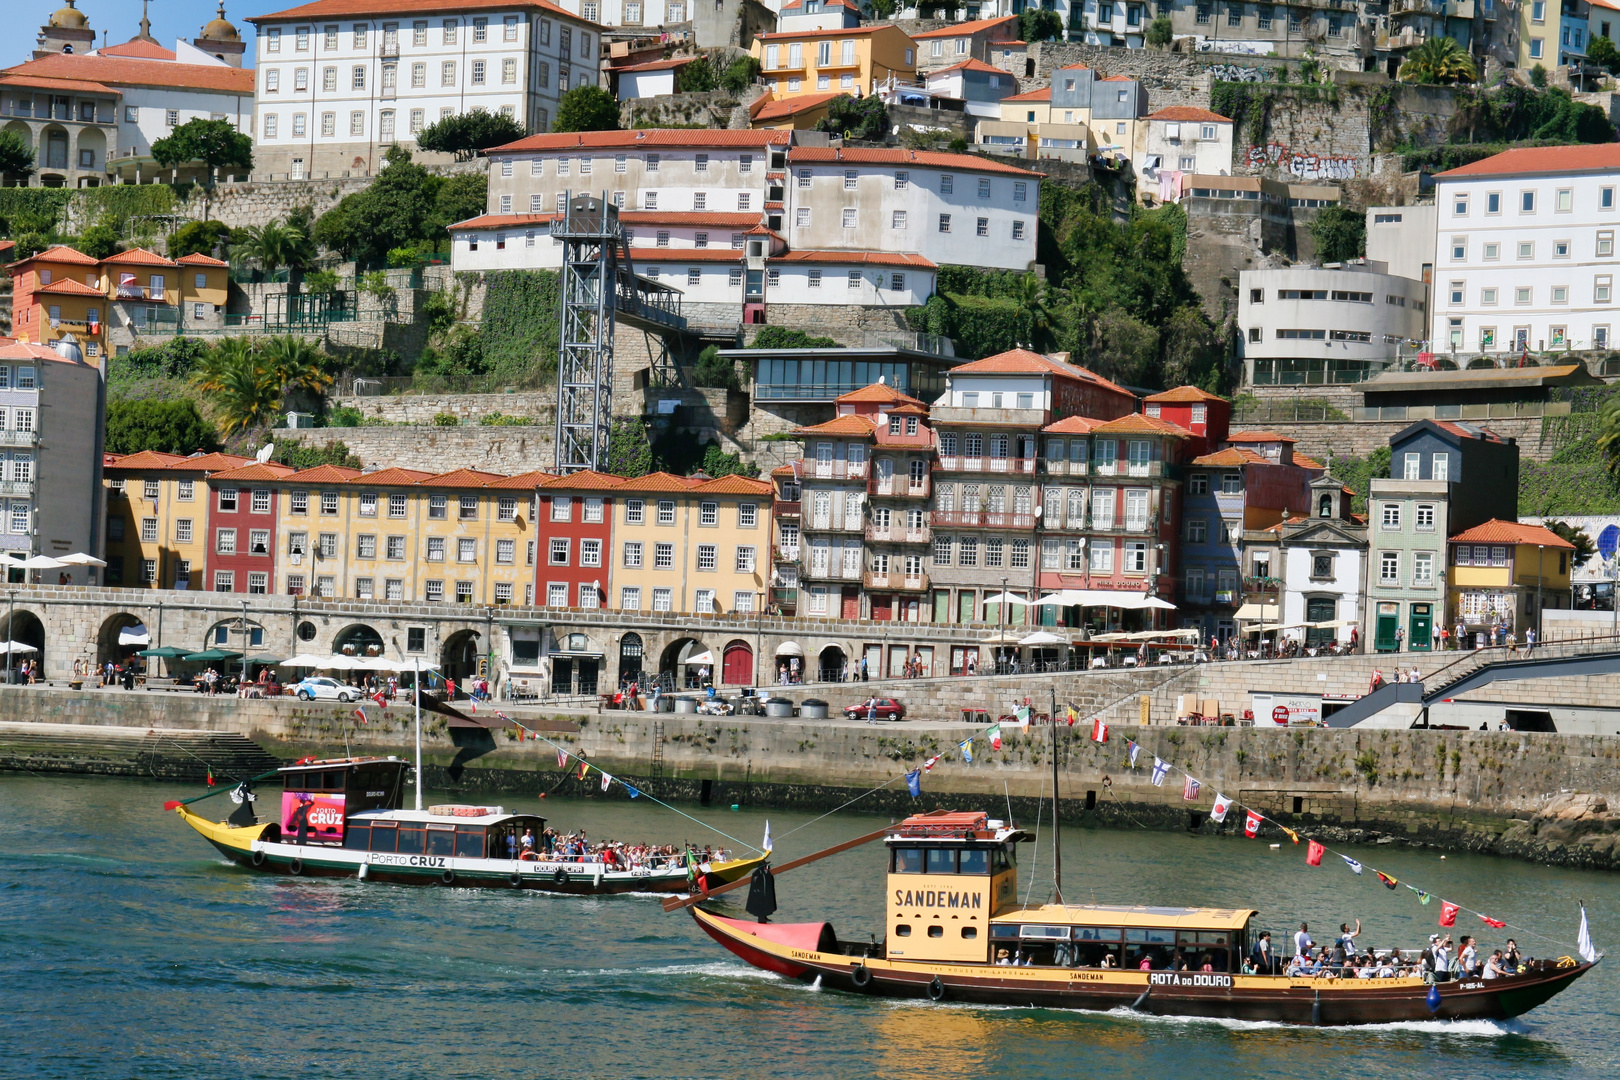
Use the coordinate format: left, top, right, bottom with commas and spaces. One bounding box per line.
553, 192, 626, 474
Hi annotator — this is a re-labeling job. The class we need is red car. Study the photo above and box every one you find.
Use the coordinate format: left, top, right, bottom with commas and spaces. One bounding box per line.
844, 697, 906, 721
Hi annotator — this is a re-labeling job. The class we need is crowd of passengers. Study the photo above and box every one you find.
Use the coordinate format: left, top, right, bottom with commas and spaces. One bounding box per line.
493, 826, 729, 869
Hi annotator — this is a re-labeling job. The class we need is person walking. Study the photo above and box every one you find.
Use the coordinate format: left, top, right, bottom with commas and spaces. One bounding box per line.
859, 655, 869, 682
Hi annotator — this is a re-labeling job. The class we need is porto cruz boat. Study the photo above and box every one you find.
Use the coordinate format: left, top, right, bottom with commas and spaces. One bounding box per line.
174, 756, 766, 894
680, 810, 1597, 1025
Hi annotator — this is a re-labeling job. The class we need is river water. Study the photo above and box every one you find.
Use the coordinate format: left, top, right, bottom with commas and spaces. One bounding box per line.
2, 775, 1617, 1080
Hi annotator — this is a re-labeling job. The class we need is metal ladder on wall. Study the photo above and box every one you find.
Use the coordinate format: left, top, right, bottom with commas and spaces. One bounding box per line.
650, 720, 665, 779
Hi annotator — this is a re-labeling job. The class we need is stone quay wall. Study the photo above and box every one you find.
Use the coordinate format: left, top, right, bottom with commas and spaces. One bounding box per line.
286, 425, 557, 475
328, 391, 556, 424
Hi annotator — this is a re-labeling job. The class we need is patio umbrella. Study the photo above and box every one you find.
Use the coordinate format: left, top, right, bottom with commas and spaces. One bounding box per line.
9, 554, 67, 570
118, 625, 150, 646
1018, 630, 1066, 646
182, 648, 242, 662
682, 650, 715, 665
979, 630, 1022, 645
0, 641, 38, 654
246, 655, 286, 666
57, 553, 107, 567
351, 656, 399, 671
137, 646, 189, 658
278, 653, 328, 668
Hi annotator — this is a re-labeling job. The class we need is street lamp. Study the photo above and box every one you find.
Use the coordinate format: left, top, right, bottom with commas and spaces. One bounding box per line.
1537, 543, 1545, 646
240, 599, 250, 687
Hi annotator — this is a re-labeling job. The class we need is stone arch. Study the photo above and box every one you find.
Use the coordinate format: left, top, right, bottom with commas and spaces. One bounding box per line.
440, 628, 482, 691
95, 611, 147, 667
333, 622, 385, 657
617, 631, 645, 688
659, 636, 709, 689
39, 123, 70, 173
0, 609, 45, 679
203, 617, 268, 654
74, 125, 106, 177
817, 643, 848, 683
720, 638, 754, 686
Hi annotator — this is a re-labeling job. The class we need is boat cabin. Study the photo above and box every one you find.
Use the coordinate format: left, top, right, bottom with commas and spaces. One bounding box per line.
343, 805, 548, 862
884, 811, 1027, 963
987, 904, 1255, 972
272, 757, 411, 844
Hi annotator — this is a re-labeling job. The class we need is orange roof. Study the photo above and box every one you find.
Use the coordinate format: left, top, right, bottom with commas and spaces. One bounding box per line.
752, 91, 842, 122
448, 212, 560, 232
1147, 106, 1233, 124
1145, 385, 1226, 404
7, 54, 254, 94
1293, 454, 1325, 470
788, 145, 1042, 177
836, 382, 925, 406
771, 250, 937, 269
98, 39, 176, 60
930, 58, 1005, 77
912, 15, 1017, 36
886, 402, 927, 417
1428, 419, 1506, 443
208, 462, 298, 482
0, 73, 116, 95
286, 464, 364, 482
794, 415, 878, 436
1449, 520, 1574, 548
13, 245, 98, 267
1100, 75, 1134, 82
176, 252, 229, 267
1041, 415, 1104, 434
252, 0, 594, 29
33, 279, 106, 297
106, 450, 190, 470
489, 129, 790, 154
1227, 429, 1295, 444
483, 470, 558, 489
100, 248, 178, 267
754, 24, 902, 40
616, 471, 701, 492
1191, 447, 1269, 467
174, 452, 254, 472
615, 56, 699, 72
354, 467, 437, 487
539, 470, 627, 490
781, 0, 862, 8
1002, 86, 1051, 102
694, 474, 773, 495
947, 350, 1129, 400
418, 467, 507, 488
1435, 143, 1620, 179
632, 247, 744, 263
1091, 414, 1192, 438
771, 463, 798, 477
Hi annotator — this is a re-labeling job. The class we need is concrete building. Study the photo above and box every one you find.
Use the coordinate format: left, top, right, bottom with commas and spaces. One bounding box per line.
910, 16, 1020, 73
1276, 473, 1367, 649
1136, 106, 1233, 203
1071, 0, 1154, 47
1237, 263, 1431, 388
777, 0, 865, 31
923, 58, 1017, 118
245, 0, 604, 181
1449, 519, 1574, 644
612, 55, 697, 99
1430, 144, 1620, 358
750, 24, 918, 98
1154, 0, 1369, 60
1366, 203, 1436, 286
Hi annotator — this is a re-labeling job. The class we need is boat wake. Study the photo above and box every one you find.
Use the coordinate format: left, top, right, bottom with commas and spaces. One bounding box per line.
883, 999, 1534, 1036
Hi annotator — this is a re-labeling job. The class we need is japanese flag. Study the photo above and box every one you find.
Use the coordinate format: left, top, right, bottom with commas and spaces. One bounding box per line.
1091, 717, 1108, 743
1244, 810, 1263, 838
601, 771, 613, 792
1210, 793, 1232, 823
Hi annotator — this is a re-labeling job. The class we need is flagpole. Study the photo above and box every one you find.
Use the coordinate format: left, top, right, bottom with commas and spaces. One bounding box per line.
1050, 687, 1062, 904
413, 656, 423, 811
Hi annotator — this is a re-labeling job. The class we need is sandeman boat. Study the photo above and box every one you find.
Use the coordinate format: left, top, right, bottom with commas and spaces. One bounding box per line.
681, 811, 1597, 1025
174, 756, 766, 894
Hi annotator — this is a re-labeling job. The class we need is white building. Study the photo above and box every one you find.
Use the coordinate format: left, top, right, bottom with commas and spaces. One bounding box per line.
1238, 263, 1430, 387
613, 56, 692, 99
1136, 107, 1233, 203
1072, 0, 1152, 47
245, 0, 604, 181
1366, 203, 1436, 285
777, 0, 864, 31
1277, 475, 1366, 649
1430, 143, 1620, 357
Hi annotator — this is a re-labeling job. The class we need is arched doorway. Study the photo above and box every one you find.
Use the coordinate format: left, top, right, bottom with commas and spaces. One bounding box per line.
333, 623, 385, 657
773, 640, 804, 685
721, 639, 754, 686
0, 609, 45, 680
440, 629, 482, 695
618, 632, 644, 688
95, 612, 147, 667
818, 644, 847, 683
659, 636, 709, 689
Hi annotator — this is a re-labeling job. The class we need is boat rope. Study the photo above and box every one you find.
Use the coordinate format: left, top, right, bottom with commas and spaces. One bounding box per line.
1021, 777, 1044, 908
771, 773, 910, 843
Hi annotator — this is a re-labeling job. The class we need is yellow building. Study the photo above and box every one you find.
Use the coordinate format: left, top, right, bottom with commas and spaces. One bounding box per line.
299, 466, 433, 603
174, 252, 232, 322
273, 463, 366, 599
750, 24, 917, 99
611, 472, 773, 619
103, 451, 253, 589
1448, 520, 1574, 635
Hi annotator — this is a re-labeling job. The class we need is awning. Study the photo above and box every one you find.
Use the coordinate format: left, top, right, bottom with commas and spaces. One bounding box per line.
1234, 602, 1279, 621
774, 641, 805, 657
1018, 630, 1066, 646
118, 625, 150, 646
683, 650, 715, 665
58, 552, 107, 567
1032, 588, 1173, 610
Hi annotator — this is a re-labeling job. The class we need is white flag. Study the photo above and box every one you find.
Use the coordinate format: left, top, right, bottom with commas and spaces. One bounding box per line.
763, 820, 773, 852
1578, 904, 1600, 963
1150, 758, 1169, 787
1210, 794, 1231, 823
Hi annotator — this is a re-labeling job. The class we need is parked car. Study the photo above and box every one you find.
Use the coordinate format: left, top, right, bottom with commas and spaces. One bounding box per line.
294, 676, 356, 702
843, 697, 906, 721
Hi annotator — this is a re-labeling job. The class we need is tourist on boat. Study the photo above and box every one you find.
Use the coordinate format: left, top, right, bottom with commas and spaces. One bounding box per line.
1433, 936, 1453, 981
1337, 919, 1362, 953
996, 949, 1012, 966
1458, 935, 1478, 977
1503, 940, 1522, 973
1294, 922, 1314, 957
521, 828, 536, 854
1250, 931, 1276, 974
1484, 950, 1508, 979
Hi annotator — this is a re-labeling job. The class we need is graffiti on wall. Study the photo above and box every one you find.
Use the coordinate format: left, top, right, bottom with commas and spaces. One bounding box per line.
1245, 142, 1359, 181
1204, 62, 1273, 83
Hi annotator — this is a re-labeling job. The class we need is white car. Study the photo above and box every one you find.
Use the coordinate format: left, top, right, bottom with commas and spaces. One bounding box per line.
294, 676, 356, 702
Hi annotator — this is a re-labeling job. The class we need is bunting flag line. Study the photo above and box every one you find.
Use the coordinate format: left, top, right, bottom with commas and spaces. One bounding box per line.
600, 771, 612, 792
1279, 825, 1300, 845
1440, 901, 1460, 927
206, 768, 216, 788
1306, 840, 1325, 866
371, 690, 388, 708
1150, 758, 1169, 787
923, 755, 939, 772
905, 769, 922, 798
1376, 871, 1399, 890
1014, 706, 1031, 729
353, 705, 367, 725
988, 724, 1003, 751
1067, 705, 1079, 728
1128, 742, 1141, 768
625, 784, 641, 799
466, 697, 478, 714
1479, 914, 1507, 929
578, 760, 591, 780
1343, 856, 1364, 875
1210, 794, 1231, 823
1244, 810, 1262, 838
1182, 775, 1200, 802
960, 739, 974, 764
557, 748, 569, 769
1092, 717, 1109, 744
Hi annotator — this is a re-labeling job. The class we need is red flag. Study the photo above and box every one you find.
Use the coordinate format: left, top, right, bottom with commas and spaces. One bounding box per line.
1439, 901, 1459, 927
353, 706, 367, 725
1244, 810, 1262, 838
1479, 914, 1507, 929
1376, 871, 1399, 890
371, 690, 388, 708
1306, 840, 1325, 866
1091, 717, 1108, 743
205, 768, 215, 788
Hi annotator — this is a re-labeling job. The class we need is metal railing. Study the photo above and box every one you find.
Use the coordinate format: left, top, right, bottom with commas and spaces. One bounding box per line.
868, 476, 930, 498
863, 570, 930, 591
864, 524, 932, 544
803, 461, 868, 480
930, 510, 1037, 529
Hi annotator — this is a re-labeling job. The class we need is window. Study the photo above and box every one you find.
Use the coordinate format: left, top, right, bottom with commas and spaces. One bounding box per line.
1416, 504, 1436, 530
216, 528, 237, 555
892, 210, 907, 230
654, 542, 674, 569
1382, 503, 1401, 530
977, 217, 989, 237
581, 539, 602, 567
700, 501, 718, 526
1012, 221, 1026, 240
658, 500, 675, 525
620, 586, 641, 610
623, 541, 643, 568
1451, 237, 1467, 261
550, 538, 570, 565
214, 571, 235, 593
1521, 190, 1536, 213
386, 535, 406, 560
844, 208, 858, 229
697, 544, 718, 571
735, 546, 756, 573
625, 499, 645, 524
426, 536, 446, 562
652, 588, 673, 612
1380, 552, 1399, 584
1414, 551, 1434, 585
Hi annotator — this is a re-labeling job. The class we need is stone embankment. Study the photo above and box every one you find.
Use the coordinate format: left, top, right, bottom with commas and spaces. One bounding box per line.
6, 685, 1620, 870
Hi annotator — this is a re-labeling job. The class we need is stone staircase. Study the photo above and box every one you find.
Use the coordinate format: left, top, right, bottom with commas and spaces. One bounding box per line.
0, 722, 283, 782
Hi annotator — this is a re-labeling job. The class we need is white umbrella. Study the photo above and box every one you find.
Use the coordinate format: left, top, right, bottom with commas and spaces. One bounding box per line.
1018, 630, 1066, 646
117, 625, 150, 646
351, 656, 400, 671
278, 653, 330, 668
0, 641, 38, 654
683, 650, 715, 665
8, 554, 66, 570
980, 591, 1027, 606
57, 553, 107, 567
979, 630, 1023, 645
324, 654, 363, 670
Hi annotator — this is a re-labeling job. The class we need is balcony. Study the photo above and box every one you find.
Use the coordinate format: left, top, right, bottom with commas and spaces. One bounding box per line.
930, 406, 1047, 427
774, 545, 801, 563
771, 587, 799, 608
113, 284, 172, 302
380, 42, 400, 57
50, 320, 97, 335
930, 510, 1037, 530
864, 523, 932, 544
863, 570, 930, 592
0, 431, 38, 448
773, 499, 801, 518
803, 517, 864, 533
868, 475, 931, 498
935, 456, 1037, 475
802, 460, 868, 480
802, 564, 863, 582
1040, 459, 1087, 477
0, 480, 34, 497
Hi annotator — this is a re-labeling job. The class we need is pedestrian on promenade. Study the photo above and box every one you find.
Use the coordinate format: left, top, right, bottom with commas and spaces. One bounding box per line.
1526, 627, 1537, 652
860, 655, 869, 682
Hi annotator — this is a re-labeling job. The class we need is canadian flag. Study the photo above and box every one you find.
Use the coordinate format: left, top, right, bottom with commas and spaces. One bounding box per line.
1244, 810, 1263, 838
1091, 717, 1108, 743
1210, 794, 1231, 823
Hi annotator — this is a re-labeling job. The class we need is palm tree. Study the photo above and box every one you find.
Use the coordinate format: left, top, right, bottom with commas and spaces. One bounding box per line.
232, 218, 316, 277
191, 339, 279, 436
1397, 37, 1478, 85
1013, 272, 1058, 351
261, 335, 333, 396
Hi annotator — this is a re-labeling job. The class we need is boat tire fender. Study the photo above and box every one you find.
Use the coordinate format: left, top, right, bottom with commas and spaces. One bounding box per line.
288, 858, 303, 876
554, 868, 569, 886
851, 964, 872, 988
441, 869, 456, 885
510, 872, 523, 887
250, 850, 267, 868
927, 977, 946, 1002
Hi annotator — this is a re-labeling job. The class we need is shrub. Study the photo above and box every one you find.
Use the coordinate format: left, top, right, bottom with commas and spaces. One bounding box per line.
326, 405, 364, 427
692, 345, 741, 390
432, 412, 460, 426
479, 411, 534, 426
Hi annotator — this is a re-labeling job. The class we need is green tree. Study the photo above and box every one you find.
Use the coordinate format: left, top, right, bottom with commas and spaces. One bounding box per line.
1309, 205, 1367, 263
606, 415, 656, 477
414, 325, 488, 389
675, 56, 717, 92
425, 171, 489, 245
719, 55, 762, 93
1530, 63, 1548, 88
150, 117, 254, 219
10, 232, 50, 261
554, 85, 621, 133
76, 221, 119, 260
869, 0, 896, 15
1145, 15, 1173, 47
168, 219, 232, 260
692, 345, 741, 390
1590, 35, 1620, 72
1543, 520, 1596, 564
1012, 272, 1057, 350
1018, 8, 1063, 43
191, 338, 280, 435
273, 440, 363, 470
415, 110, 526, 162
312, 146, 437, 264
699, 443, 758, 478
0, 129, 35, 186
1086, 309, 1160, 387
104, 399, 220, 455
1396, 36, 1478, 85
753, 326, 840, 348
233, 216, 316, 275
260, 335, 335, 398
817, 94, 888, 140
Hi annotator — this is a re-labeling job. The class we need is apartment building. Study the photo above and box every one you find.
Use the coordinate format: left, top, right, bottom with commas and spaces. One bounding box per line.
1137, 107, 1234, 203
1366, 203, 1437, 284
777, 0, 866, 32
246, 0, 604, 180
1430, 144, 1620, 357
911, 16, 1019, 72
1154, 0, 1369, 60
1364, 419, 1519, 652
1238, 263, 1430, 387
202, 461, 298, 594
1449, 519, 1573, 642
923, 58, 1018, 119
1070, 0, 1154, 47
611, 472, 772, 618
979, 67, 1146, 165
750, 24, 918, 97
104, 452, 253, 589
1275, 473, 1367, 648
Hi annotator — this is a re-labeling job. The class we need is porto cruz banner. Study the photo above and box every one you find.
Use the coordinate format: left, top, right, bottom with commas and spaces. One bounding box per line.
281, 791, 346, 842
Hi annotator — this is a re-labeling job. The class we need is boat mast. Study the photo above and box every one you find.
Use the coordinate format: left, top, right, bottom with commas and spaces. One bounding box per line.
1050, 687, 1062, 904
414, 656, 423, 811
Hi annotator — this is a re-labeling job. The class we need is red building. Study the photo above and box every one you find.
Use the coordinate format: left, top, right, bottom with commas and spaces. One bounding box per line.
1142, 385, 1231, 457
204, 460, 296, 594
535, 471, 623, 612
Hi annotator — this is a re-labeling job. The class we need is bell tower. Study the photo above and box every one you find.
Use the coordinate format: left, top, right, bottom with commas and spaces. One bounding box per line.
35, 0, 96, 58
194, 2, 247, 67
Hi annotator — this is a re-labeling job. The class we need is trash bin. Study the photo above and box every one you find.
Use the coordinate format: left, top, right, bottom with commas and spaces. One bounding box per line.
799, 698, 829, 719
764, 696, 795, 718
674, 696, 698, 714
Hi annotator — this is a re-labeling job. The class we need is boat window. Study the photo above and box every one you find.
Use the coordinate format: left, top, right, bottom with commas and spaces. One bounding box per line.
896, 924, 912, 936
1126, 928, 1177, 945
368, 823, 397, 853
1073, 926, 1123, 942
343, 825, 370, 850
396, 827, 425, 854
927, 925, 944, 938
958, 849, 988, 875
425, 827, 456, 857
993, 844, 1015, 871
454, 827, 486, 858
925, 849, 957, 874
892, 848, 924, 874
1019, 925, 1070, 940
991, 924, 1021, 940
1179, 931, 1230, 946
961, 926, 978, 939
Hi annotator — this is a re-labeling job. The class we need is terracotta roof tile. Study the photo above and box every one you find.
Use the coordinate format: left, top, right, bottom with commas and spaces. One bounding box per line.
447, 212, 560, 232
751, 91, 842, 122
418, 467, 507, 488
0, 73, 117, 94
1191, 447, 1269, 467
836, 382, 925, 406
929, 58, 1005, 76
489, 129, 790, 154
787, 145, 1042, 177
208, 462, 298, 481
1293, 454, 1325, 470
106, 450, 190, 470
1227, 429, 1295, 443
615, 56, 699, 72
632, 247, 744, 263
694, 473, 773, 495
754, 24, 904, 40
912, 15, 1017, 36
286, 464, 365, 482
615, 471, 702, 492
1146, 106, 1233, 123
1091, 413, 1192, 438
1435, 143, 1620, 179
794, 415, 878, 436
1002, 86, 1051, 102
8, 53, 255, 93
483, 469, 558, 489
1041, 415, 1104, 434
1449, 520, 1575, 548
0, 342, 57, 361
885, 401, 928, 416
771, 464, 797, 477
176, 252, 229, 267
1144, 385, 1226, 403
1428, 419, 1505, 443
539, 470, 627, 490
174, 452, 254, 472
12, 245, 98, 267
98, 39, 176, 60
100, 248, 178, 267
950, 351, 1131, 399
353, 467, 437, 486
770, 250, 936, 268
33, 279, 106, 297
